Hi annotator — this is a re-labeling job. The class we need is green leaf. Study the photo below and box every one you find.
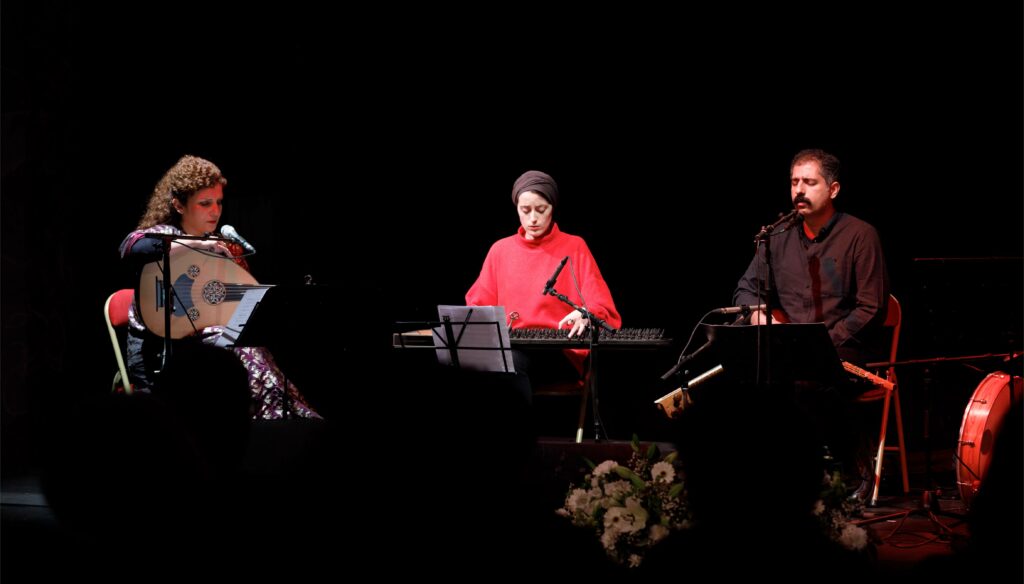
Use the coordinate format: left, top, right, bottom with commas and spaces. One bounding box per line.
663, 451, 678, 463
668, 483, 685, 499
630, 434, 640, 452
614, 466, 646, 488
646, 442, 658, 461
614, 466, 636, 480
583, 457, 597, 470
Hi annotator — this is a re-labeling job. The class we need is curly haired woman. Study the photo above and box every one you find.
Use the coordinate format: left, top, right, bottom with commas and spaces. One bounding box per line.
119, 155, 319, 420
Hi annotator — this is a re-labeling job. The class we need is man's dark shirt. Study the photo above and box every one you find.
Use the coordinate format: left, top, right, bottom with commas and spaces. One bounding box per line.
733, 212, 890, 363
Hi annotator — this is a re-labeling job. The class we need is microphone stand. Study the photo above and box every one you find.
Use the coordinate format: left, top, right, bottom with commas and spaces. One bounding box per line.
141, 232, 231, 373
661, 338, 713, 381
545, 286, 615, 441
758, 234, 773, 389
752, 210, 798, 389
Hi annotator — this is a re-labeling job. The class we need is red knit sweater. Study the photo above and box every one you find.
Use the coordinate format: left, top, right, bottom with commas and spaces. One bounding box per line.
466, 223, 621, 372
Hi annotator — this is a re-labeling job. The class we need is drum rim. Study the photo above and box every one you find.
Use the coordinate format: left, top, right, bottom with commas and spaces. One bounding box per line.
956, 371, 1019, 507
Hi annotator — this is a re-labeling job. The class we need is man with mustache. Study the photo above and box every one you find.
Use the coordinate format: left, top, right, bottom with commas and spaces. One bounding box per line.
731, 148, 890, 503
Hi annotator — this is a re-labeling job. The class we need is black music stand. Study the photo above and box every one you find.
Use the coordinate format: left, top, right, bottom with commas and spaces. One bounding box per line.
656, 323, 848, 430
231, 285, 318, 348
700, 322, 846, 388
392, 316, 516, 374
232, 284, 326, 418
433, 306, 516, 374
392, 313, 528, 430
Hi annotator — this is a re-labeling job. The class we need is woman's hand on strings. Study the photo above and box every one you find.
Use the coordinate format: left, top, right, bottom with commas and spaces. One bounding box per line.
559, 309, 590, 339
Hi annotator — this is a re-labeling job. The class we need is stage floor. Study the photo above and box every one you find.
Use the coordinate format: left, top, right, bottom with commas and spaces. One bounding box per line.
1, 429, 988, 581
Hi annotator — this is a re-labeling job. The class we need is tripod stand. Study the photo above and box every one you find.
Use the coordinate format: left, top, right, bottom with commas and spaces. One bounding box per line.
544, 285, 615, 442
852, 487, 969, 552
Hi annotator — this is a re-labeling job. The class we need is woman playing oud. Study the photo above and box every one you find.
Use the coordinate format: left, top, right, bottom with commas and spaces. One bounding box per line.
119, 155, 319, 420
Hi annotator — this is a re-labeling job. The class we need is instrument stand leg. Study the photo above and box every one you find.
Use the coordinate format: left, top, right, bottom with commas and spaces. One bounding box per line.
543, 285, 616, 443
574, 354, 604, 443
574, 372, 591, 444
921, 366, 935, 490
586, 330, 607, 443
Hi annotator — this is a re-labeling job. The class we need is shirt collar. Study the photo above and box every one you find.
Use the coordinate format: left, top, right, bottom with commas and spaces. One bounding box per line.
802, 212, 842, 243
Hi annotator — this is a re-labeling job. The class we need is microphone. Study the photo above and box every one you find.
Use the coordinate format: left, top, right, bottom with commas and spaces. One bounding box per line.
754, 209, 801, 240
219, 224, 256, 254
542, 256, 569, 295
712, 303, 766, 315
775, 208, 800, 226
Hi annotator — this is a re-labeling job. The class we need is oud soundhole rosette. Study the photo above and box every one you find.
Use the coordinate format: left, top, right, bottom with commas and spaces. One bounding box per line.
202, 280, 227, 305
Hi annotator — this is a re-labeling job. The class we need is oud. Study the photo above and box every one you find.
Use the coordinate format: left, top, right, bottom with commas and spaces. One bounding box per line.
138, 246, 270, 338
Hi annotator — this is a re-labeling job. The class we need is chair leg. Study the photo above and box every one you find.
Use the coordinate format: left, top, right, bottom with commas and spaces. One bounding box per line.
105, 295, 133, 396
870, 388, 894, 507
870, 384, 912, 506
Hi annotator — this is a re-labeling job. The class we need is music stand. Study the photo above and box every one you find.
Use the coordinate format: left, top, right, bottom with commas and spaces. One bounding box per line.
230, 284, 326, 418
391, 307, 516, 374
700, 322, 846, 388
431, 306, 516, 374
655, 322, 846, 419
230, 285, 311, 348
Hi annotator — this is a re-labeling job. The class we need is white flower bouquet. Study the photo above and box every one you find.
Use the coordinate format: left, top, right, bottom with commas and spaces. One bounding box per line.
815, 471, 870, 551
556, 436, 692, 568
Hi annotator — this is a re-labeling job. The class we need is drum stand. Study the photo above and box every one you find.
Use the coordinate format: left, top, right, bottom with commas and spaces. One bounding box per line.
854, 358, 1024, 534
868, 353, 1021, 495
853, 486, 967, 541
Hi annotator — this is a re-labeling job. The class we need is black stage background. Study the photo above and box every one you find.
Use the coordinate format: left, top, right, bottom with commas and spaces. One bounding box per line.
3, 4, 1021, 468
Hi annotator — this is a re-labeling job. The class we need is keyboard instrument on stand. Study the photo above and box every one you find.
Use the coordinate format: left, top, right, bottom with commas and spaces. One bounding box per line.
393, 327, 670, 349
393, 323, 672, 442
508, 327, 669, 348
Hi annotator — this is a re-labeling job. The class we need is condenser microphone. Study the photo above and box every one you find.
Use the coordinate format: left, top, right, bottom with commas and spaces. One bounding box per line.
219, 225, 256, 254
712, 303, 766, 315
542, 256, 569, 295
754, 209, 802, 241
775, 208, 800, 226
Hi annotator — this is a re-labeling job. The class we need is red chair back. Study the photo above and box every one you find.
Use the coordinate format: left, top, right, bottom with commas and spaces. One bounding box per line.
107, 289, 134, 328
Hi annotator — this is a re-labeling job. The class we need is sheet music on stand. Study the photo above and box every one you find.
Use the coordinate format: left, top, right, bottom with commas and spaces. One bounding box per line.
433, 305, 515, 373
213, 287, 273, 348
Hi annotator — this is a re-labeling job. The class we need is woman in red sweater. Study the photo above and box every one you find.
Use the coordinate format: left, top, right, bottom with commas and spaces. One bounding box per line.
466, 170, 621, 383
